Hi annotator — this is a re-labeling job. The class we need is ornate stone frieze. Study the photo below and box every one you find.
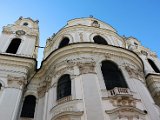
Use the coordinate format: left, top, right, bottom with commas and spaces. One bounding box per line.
7, 75, 26, 89
51, 57, 95, 77
78, 62, 95, 74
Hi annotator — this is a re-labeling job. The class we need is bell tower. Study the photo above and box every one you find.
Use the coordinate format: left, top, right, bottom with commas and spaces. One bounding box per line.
0, 16, 39, 58
0, 17, 39, 120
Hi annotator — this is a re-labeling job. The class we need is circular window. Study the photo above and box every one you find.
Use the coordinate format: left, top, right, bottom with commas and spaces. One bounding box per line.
23, 22, 28, 26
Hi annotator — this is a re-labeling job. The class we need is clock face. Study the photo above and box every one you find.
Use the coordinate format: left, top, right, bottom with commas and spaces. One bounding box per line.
16, 30, 25, 35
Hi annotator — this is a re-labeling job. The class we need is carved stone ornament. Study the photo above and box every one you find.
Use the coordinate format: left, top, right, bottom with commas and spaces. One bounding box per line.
106, 107, 147, 120
91, 20, 100, 28
7, 75, 26, 89
78, 62, 95, 74
125, 65, 144, 80
141, 50, 148, 56
52, 57, 95, 76
16, 30, 26, 35
79, 32, 83, 42
104, 53, 113, 59
37, 81, 51, 98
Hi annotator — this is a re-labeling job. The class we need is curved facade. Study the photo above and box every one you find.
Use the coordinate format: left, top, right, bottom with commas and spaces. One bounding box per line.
0, 17, 160, 120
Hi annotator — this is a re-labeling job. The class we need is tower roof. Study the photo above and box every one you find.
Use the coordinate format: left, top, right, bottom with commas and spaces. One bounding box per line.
65, 17, 117, 32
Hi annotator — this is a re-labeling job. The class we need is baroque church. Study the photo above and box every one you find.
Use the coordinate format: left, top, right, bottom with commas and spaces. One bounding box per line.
0, 16, 160, 120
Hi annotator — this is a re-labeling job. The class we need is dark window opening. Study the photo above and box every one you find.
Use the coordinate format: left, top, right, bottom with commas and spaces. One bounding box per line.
57, 74, 71, 100
148, 59, 160, 73
93, 35, 108, 45
20, 95, 36, 118
6, 38, 21, 54
134, 42, 138, 46
58, 37, 70, 49
23, 22, 28, 26
0, 83, 2, 90
101, 60, 128, 90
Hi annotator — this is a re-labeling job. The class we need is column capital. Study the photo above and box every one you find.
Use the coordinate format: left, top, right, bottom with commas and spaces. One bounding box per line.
7, 75, 26, 89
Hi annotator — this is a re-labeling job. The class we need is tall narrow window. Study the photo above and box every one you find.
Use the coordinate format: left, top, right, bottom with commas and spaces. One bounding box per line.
6, 38, 21, 54
58, 37, 70, 49
148, 59, 160, 73
101, 60, 128, 90
93, 35, 108, 45
0, 83, 2, 90
57, 74, 71, 100
20, 95, 36, 118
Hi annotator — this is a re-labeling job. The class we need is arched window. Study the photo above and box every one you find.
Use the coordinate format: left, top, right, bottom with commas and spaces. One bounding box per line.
148, 59, 160, 73
58, 37, 70, 49
101, 60, 128, 90
57, 74, 71, 100
6, 38, 21, 54
93, 35, 108, 45
20, 95, 36, 118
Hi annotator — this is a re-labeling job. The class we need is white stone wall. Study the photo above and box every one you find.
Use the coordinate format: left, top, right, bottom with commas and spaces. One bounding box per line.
0, 17, 160, 120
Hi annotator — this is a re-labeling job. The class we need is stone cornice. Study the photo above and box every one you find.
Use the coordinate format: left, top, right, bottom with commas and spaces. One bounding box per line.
39, 43, 143, 76
0, 53, 36, 69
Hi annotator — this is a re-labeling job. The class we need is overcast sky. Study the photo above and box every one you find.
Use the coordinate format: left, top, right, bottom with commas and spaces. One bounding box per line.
0, 0, 160, 67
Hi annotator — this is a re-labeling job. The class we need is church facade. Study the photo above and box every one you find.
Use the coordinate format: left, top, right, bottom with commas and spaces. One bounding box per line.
0, 17, 160, 120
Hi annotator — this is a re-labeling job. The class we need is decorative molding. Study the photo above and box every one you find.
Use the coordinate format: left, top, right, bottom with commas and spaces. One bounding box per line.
51, 111, 83, 120
91, 20, 100, 28
124, 63, 144, 80
79, 32, 83, 42
78, 62, 96, 74
37, 80, 51, 98
105, 106, 147, 120
57, 96, 72, 105
51, 100, 83, 120
7, 75, 26, 89
107, 87, 141, 108
16, 30, 26, 35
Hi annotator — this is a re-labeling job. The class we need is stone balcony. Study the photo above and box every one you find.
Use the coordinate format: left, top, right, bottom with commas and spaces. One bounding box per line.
50, 99, 83, 120
107, 87, 137, 107
57, 96, 72, 105
108, 87, 132, 97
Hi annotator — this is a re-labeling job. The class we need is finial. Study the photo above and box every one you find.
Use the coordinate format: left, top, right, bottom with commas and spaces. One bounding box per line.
19, 16, 23, 20
35, 20, 39, 23
89, 15, 93, 18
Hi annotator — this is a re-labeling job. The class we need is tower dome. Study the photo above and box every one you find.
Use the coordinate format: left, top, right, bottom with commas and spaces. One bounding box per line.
43, 17, 126, 59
